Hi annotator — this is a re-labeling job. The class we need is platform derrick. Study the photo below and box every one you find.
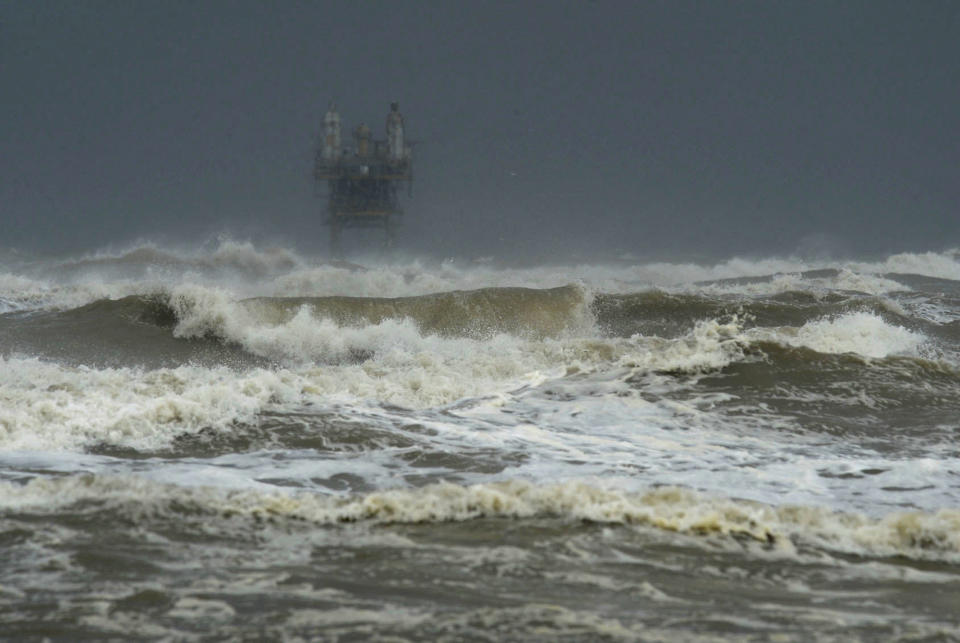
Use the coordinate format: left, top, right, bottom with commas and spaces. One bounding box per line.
314, 102, 412, 257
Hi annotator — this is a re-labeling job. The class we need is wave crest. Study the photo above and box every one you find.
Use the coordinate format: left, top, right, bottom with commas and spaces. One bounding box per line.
166, 284, 592, 363
6, 476, 960, 561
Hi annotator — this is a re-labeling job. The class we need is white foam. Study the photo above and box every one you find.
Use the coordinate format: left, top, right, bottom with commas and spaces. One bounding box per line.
0, 308, 758, 452
0, 273, 95, 312
0, 270, 171, 313
616, 317, 746, 372
0, 348, 535, 451
4, 475, 959, 561
65, 238, 303, 275
204, 240, 303, 273
681, 268, 910, 299
752, 312, 925, 358
848, 249, 960, 281
3, 245, 956, 317
832, 268, 910, 295
0, 357, 299, 451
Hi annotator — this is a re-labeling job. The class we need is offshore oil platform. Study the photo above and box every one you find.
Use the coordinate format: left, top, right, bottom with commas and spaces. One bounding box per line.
314, 102, 412, 256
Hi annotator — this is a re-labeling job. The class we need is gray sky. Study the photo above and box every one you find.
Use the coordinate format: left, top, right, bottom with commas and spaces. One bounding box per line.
2, 1, 958, 260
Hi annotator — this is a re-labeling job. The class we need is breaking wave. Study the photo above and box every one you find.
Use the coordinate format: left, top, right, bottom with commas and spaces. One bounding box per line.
0, 314, 750, 451
4, 243, 958, 313
4, 279, 941, 364
4, 475, 959, 562
212, 284, 592, 340
1, 311, 950, 453
752, 311, 926, 359
55, 240, 307, 276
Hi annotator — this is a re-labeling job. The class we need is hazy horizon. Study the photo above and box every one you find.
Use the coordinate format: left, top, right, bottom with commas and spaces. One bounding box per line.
2, 1, 957, 261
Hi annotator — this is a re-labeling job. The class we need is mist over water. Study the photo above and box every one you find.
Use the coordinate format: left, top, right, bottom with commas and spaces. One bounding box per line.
0, 240, 958, 639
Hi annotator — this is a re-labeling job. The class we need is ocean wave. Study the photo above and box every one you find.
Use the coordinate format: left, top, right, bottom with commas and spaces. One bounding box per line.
239, 285, 592, 340
591, 288, 924, 339
749, 311, 926, 359
3, 244, 958, 318
849, 249, 960, 281
1, 289, 946, 455
4, 475, 959, 562
161, 284, 594, 363
56, 240, 307, 276
0, 346, 560, 451
267, 248, 957, 297
0, 313, 760, 452
0, 358, 296, 451
3, 281, 933, 364
682, 268, 911, 298
4, 318, 945, 454
0, 272, 116, 313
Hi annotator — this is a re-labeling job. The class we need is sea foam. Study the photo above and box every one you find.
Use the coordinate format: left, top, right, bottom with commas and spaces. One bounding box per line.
4, 475, 959, 562
755, 312, 926, 358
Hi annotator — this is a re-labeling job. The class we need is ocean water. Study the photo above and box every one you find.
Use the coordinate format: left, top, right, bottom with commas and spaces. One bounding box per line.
1, 241, 959, 641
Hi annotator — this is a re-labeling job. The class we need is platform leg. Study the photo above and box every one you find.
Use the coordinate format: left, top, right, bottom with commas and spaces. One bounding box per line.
383, 217, 395, 250
330, 219, 343, 259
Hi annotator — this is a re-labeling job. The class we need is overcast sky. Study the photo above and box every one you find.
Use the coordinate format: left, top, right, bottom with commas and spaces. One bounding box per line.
1, 1, 957, 260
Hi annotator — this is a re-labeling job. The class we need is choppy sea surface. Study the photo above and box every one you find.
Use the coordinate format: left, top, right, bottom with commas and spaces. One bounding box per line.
1, 241, 959, 641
